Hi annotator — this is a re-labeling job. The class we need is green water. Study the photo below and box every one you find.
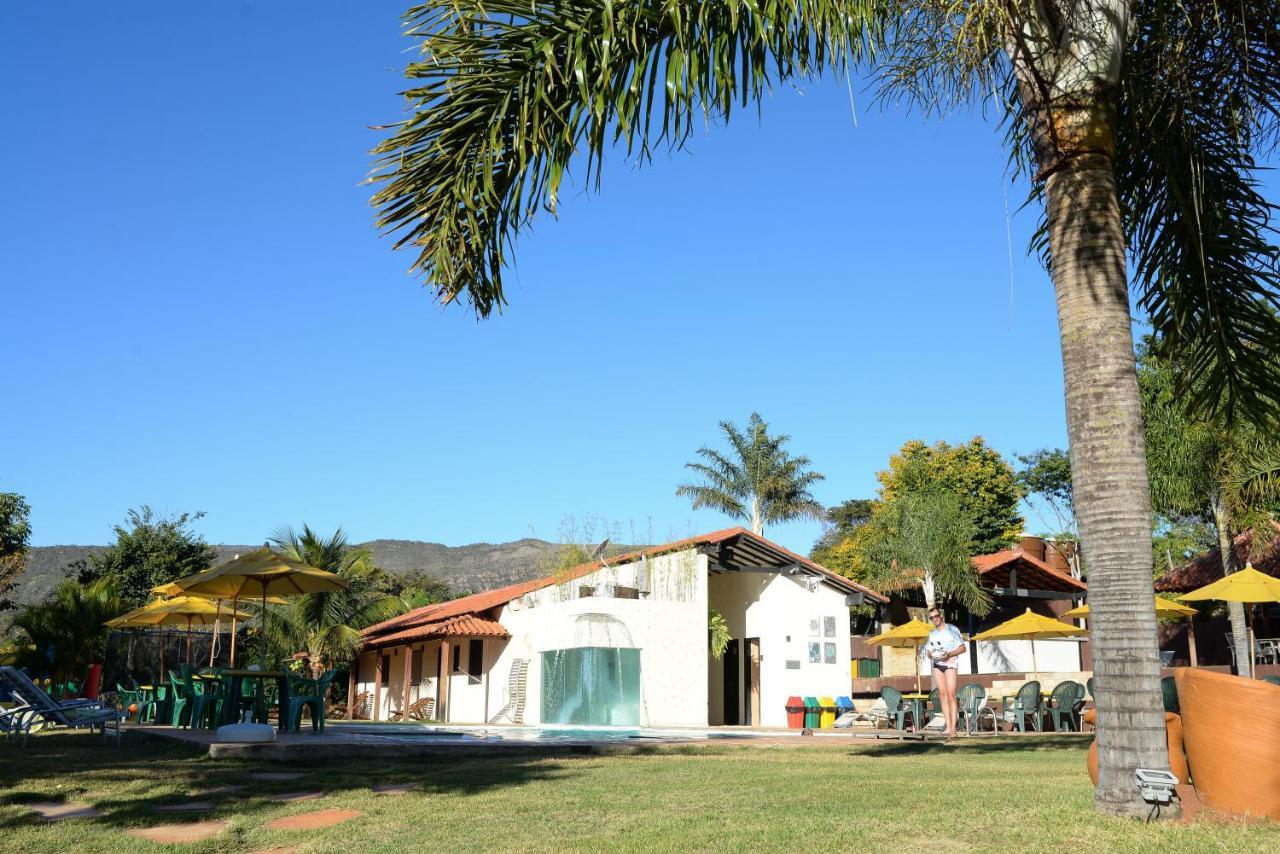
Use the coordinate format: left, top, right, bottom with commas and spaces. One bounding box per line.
540, 647, 641, 726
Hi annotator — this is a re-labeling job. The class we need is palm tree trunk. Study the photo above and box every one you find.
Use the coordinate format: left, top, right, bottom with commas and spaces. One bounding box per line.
1047, 151, 1173, 817
1208, 494, 1251, 676
750, 498, 763, 536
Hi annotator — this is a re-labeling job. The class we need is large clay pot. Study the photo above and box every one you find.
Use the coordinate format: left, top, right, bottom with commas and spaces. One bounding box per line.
1176, 668, 1280, 820
83, 663, 103, 701
1083, 709, 1188, 787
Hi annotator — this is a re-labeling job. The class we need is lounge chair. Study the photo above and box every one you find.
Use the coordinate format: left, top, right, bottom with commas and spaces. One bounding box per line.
1262, 675, 1280, 687
0, 666, 122, 748
1161, 676, 1180, 714
389, 697, 435, 722
1000, 681, 1042, 733
833, 696, 857, 728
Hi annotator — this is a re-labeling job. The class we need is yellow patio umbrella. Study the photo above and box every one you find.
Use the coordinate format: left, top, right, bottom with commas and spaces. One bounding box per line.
152, 580, 287, 667
1064, 596, 1201, 666
105, 597, 252, 676
972, 608, 1087, 681
1179, 563, 1280, 678
866, 619, 934, 693
161, 546, 347, 667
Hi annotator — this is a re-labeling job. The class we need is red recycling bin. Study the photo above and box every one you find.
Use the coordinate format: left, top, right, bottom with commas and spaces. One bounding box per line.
785, 696, 806, 729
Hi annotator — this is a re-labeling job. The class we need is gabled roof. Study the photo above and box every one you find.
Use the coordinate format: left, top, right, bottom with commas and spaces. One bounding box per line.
1155, 525, 1280, 593
363, 615, 509, 651
361, 527, 885, 648
971, 548, 1087, 594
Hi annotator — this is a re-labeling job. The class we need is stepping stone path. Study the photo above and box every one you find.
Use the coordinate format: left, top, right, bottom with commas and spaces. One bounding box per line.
264, 809, 362, 831
125, 820, 230, 844
268, 791, 324, 803
154, 801, 214, 813
28, 802, 102, 822
372, 783, 413, 796
249, 772, 305, 782
201, 784, 247, 796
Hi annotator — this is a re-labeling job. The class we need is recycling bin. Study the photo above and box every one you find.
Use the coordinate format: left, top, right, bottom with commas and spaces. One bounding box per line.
803, 696, 821, 729
819, 696, 837, 728
785, 696, 806, 729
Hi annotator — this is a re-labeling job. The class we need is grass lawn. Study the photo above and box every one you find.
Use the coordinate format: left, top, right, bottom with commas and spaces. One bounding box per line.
0, 732, 1272, 852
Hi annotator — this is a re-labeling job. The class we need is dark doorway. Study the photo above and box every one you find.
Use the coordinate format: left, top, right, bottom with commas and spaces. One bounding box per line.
745, 638, 761, 726
723, 638, 740, 724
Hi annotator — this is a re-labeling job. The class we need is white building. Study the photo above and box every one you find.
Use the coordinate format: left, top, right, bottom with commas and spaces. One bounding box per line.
351, 528, 886, 728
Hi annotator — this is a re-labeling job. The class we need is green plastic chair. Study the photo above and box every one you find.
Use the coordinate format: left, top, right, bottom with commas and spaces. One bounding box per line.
1001, 681, 1042, 732
1262, 675, 1280, 687
168, 672, 190, 727
1046, 680, 1084, 731
957, 683, 994, 734
926, 687, 940, 717
284, 670, 334, 732
872, 686, 912, 731
1160, 676, 1180, 714
1086, 676, 1095, 701
174, 666, 221, 729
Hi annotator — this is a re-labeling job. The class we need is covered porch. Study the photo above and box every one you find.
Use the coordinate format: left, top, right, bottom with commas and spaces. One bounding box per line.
351, 614, 509, 723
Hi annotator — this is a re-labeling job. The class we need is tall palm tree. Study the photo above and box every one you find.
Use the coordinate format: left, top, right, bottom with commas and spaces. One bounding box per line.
267, 526, 406, 673
676, 412, 825, 536
369, 1, 1280, 815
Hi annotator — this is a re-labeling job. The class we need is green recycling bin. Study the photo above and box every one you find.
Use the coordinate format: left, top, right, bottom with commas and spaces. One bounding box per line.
803, 696, 821, 729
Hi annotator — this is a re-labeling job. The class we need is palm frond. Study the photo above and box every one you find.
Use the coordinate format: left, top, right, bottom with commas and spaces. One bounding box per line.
371, 1, 884, 316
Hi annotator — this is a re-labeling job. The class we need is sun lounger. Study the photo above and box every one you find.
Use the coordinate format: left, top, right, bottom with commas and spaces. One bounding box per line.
0, 666, 122, 748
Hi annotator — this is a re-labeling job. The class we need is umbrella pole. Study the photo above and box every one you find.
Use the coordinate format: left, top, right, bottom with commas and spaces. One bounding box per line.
1186, 618, 1198, 668
260, 581, 268, 668
186, 616, 193, 665
159, 627, 165, 681
1031, 639, 1038, 683
230, 595, 239, 669
1248, 605, 1256, 679
209, 599, 221, 667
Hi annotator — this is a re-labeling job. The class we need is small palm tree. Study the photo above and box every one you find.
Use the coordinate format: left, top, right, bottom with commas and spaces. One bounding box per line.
863, 492, 991, 616
267, 526, 407, 673
677, 413, 825, 536
11, 578, 122, 680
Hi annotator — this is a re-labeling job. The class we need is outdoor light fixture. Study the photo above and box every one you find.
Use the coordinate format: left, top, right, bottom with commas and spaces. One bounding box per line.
1135, 768, 1179, 817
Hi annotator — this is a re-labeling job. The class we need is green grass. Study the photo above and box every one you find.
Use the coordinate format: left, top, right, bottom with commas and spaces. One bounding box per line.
0, 732, 1272, 852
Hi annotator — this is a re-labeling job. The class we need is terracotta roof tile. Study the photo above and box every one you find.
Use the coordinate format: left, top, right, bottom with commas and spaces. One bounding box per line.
362, 528, 885, 645
971, 548, 1087, 593
364, 615, 509, 649
1155, 526, 1280, 593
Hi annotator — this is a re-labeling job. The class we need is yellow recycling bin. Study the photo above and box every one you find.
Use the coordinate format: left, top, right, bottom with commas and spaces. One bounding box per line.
819, 696, 837, 729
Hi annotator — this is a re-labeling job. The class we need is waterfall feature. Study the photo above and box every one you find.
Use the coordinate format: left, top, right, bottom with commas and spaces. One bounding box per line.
540, 613, 641, 725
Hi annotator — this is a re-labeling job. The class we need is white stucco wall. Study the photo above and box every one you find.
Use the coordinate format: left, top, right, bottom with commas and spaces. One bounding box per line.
708, 570, 853, 728
355, 638, 498, 723
488, 549, 709, 727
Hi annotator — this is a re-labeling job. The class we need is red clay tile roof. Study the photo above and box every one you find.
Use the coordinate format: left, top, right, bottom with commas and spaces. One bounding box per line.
363, 614, 509, 650
971, 548, 1087, 593
361, 527, 885, 647
1155, 527, 1280, 593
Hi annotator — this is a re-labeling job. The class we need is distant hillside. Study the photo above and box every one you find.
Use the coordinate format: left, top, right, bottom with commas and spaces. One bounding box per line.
5, 538, 607, 609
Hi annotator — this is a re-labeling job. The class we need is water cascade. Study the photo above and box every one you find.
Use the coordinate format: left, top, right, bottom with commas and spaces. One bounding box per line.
540, 613, 641, 725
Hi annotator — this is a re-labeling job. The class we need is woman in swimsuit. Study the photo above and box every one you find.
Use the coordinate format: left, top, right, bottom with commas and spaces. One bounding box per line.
925, 607, 966, 738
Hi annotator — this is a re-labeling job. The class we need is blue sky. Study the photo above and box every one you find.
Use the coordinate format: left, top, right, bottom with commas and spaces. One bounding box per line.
3, 2, 1214, 554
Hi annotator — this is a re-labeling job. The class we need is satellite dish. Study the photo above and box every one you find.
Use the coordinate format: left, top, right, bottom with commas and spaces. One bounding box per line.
589, 539, 611, 561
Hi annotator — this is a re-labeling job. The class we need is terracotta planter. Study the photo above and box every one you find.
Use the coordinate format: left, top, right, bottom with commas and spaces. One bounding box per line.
1084, 709, 1188, 787
83, 663, 103, 700
1175, 668, 1280, 820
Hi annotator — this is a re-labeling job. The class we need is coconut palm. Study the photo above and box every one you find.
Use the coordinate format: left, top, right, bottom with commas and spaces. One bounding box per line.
676, 412, 824, 536
267, 526, 407, 673
369, 1, 1280, 815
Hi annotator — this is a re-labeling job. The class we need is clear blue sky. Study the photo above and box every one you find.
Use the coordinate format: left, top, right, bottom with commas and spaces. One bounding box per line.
6, 2, 1236, 555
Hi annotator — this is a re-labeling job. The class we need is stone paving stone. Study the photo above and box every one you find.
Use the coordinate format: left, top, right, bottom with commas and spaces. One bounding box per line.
249, 772, 305, 782
200, 784, 247, 796
125, 820, 230, 844
372, 783, 413, 796
248, 847, 301, 854
154, 801, 215, 813
268, 791, 324, 803
27, 802, 102, 821
263, 809, 363, 831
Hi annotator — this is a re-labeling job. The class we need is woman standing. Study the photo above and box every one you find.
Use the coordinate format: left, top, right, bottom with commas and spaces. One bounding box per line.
925, 607, 966, 739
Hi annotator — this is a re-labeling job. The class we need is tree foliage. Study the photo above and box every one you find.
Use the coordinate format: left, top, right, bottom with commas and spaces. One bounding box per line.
76, 507, 217, 609
9, 578, 122, 679
877, 437, 1023, 555
676, 412, 825, 536
0, 492, 32, 612
861, 491, 990, 615
810, 498, 875, 580
266, 526, 408, 672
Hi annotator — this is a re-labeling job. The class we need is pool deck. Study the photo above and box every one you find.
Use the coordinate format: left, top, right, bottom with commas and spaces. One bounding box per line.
129, 721, 1061, 761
